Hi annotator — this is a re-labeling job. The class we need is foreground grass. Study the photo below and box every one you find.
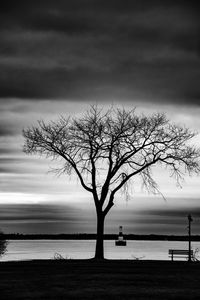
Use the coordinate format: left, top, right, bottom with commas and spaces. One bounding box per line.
0, 259, 200, 299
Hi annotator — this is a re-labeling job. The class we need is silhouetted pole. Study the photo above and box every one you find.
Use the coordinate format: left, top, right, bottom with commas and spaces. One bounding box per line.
188, 214, 193, 262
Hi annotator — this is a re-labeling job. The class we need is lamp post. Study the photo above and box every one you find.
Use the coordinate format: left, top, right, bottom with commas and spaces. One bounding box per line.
188, 214, 193, 262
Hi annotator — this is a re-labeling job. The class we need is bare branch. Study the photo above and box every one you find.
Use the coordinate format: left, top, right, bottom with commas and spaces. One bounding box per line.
23, 106, 200, 214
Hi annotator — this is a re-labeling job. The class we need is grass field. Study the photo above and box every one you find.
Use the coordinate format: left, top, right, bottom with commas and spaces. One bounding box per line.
0, 259, 200, 299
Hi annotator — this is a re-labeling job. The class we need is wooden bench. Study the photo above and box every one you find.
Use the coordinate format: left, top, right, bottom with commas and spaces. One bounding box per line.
168, 249, 193, 261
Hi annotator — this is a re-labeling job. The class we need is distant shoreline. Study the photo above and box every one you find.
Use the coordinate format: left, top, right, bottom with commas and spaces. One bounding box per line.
1, 233, 200, 241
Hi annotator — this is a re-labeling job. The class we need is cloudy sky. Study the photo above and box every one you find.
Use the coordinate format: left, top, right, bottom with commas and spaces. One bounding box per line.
0, 0, 200, 235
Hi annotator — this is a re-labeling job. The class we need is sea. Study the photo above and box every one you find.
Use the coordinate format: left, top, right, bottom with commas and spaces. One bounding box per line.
1, 240, 200, 261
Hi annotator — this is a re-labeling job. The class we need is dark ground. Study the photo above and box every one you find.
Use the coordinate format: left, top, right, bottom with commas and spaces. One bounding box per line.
0, 259, 200, 299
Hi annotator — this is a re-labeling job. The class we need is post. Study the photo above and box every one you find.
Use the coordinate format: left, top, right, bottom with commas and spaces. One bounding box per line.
188, 214, 193, 262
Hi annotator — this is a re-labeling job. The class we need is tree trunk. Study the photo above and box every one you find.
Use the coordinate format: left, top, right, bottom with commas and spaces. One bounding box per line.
94, 213, 105, 259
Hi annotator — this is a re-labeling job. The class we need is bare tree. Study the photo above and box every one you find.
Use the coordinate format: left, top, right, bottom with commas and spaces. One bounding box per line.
23, 106, 200, 259
0, 231, 8, 258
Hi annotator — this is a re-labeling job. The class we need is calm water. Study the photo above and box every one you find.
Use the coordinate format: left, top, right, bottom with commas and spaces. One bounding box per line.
1, 240, 200, 261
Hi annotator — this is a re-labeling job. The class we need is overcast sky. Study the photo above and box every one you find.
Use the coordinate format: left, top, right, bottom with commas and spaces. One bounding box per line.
0, 1, 200, 235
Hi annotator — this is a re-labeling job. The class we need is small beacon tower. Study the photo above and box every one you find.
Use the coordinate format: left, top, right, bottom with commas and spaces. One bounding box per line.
115, 226, 127, 246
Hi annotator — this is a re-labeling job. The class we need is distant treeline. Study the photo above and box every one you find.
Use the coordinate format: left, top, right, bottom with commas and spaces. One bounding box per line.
1, 233, 200, 241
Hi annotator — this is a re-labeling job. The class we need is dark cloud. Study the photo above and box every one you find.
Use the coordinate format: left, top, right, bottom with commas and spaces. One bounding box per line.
0, 126, 16, 137
0, 1, 199, 104
1, 156, 42, 164
0, 118, 22, 137
0, 166, 26, 174
0, 147, 17, 155
0, 1, 199, 237
0, 203, 79, 221
0, 203, 96, 234
1, 202, 200, 235
141, 207, 200, 220
106, 202, 200, 235
0, 155, 54, 189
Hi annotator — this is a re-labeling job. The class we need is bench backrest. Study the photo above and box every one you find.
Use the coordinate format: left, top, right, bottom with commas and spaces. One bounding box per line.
168, 249, 193, 255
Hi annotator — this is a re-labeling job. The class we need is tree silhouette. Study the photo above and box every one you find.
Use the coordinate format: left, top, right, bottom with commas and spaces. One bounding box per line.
23, 107, 200, 259
0, 231, 8, 258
